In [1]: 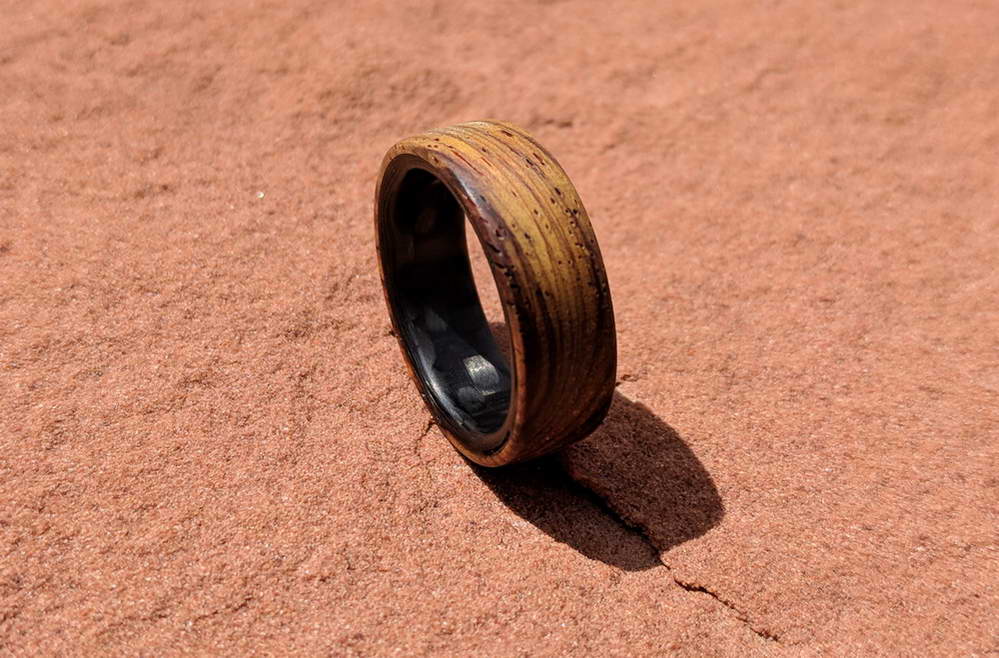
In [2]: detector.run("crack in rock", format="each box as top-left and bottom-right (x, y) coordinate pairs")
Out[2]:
(566, 468), (781, 644)
(669, 576), (780, 643)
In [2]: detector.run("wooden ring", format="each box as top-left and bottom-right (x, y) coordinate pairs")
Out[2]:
(375, 120), (616, 466)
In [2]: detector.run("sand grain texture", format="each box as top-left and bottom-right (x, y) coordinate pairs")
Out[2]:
(2, 1), (997, 655)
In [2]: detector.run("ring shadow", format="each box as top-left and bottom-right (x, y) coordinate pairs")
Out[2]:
(469, 321), (724, 570)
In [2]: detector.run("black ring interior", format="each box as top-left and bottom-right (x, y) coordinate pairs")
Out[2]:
(385, 167), (512, 445)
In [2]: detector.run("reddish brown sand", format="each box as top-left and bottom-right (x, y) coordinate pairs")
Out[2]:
(2, 1), (997, 654)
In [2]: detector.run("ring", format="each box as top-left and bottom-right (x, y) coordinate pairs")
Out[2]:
(375, 120), (616, 466)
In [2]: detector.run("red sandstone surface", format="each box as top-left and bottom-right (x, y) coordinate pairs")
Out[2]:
(2, 1), (997, 654)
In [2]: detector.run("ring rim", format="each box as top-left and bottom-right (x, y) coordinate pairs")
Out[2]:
(375, 120), (616, 466)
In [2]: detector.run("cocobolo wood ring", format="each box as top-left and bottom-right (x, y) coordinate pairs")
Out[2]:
(375, 120), (616, 467)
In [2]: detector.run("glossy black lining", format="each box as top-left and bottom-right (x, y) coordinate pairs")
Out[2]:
(382, 166), (513, 446)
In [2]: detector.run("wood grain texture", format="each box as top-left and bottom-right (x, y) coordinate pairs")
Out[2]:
(375, 120), (617, 466)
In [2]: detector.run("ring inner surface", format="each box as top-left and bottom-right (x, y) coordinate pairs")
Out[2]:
(387, 167), (512, 446)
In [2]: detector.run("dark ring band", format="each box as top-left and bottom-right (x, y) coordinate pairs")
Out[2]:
(375, 120), (616, 466)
